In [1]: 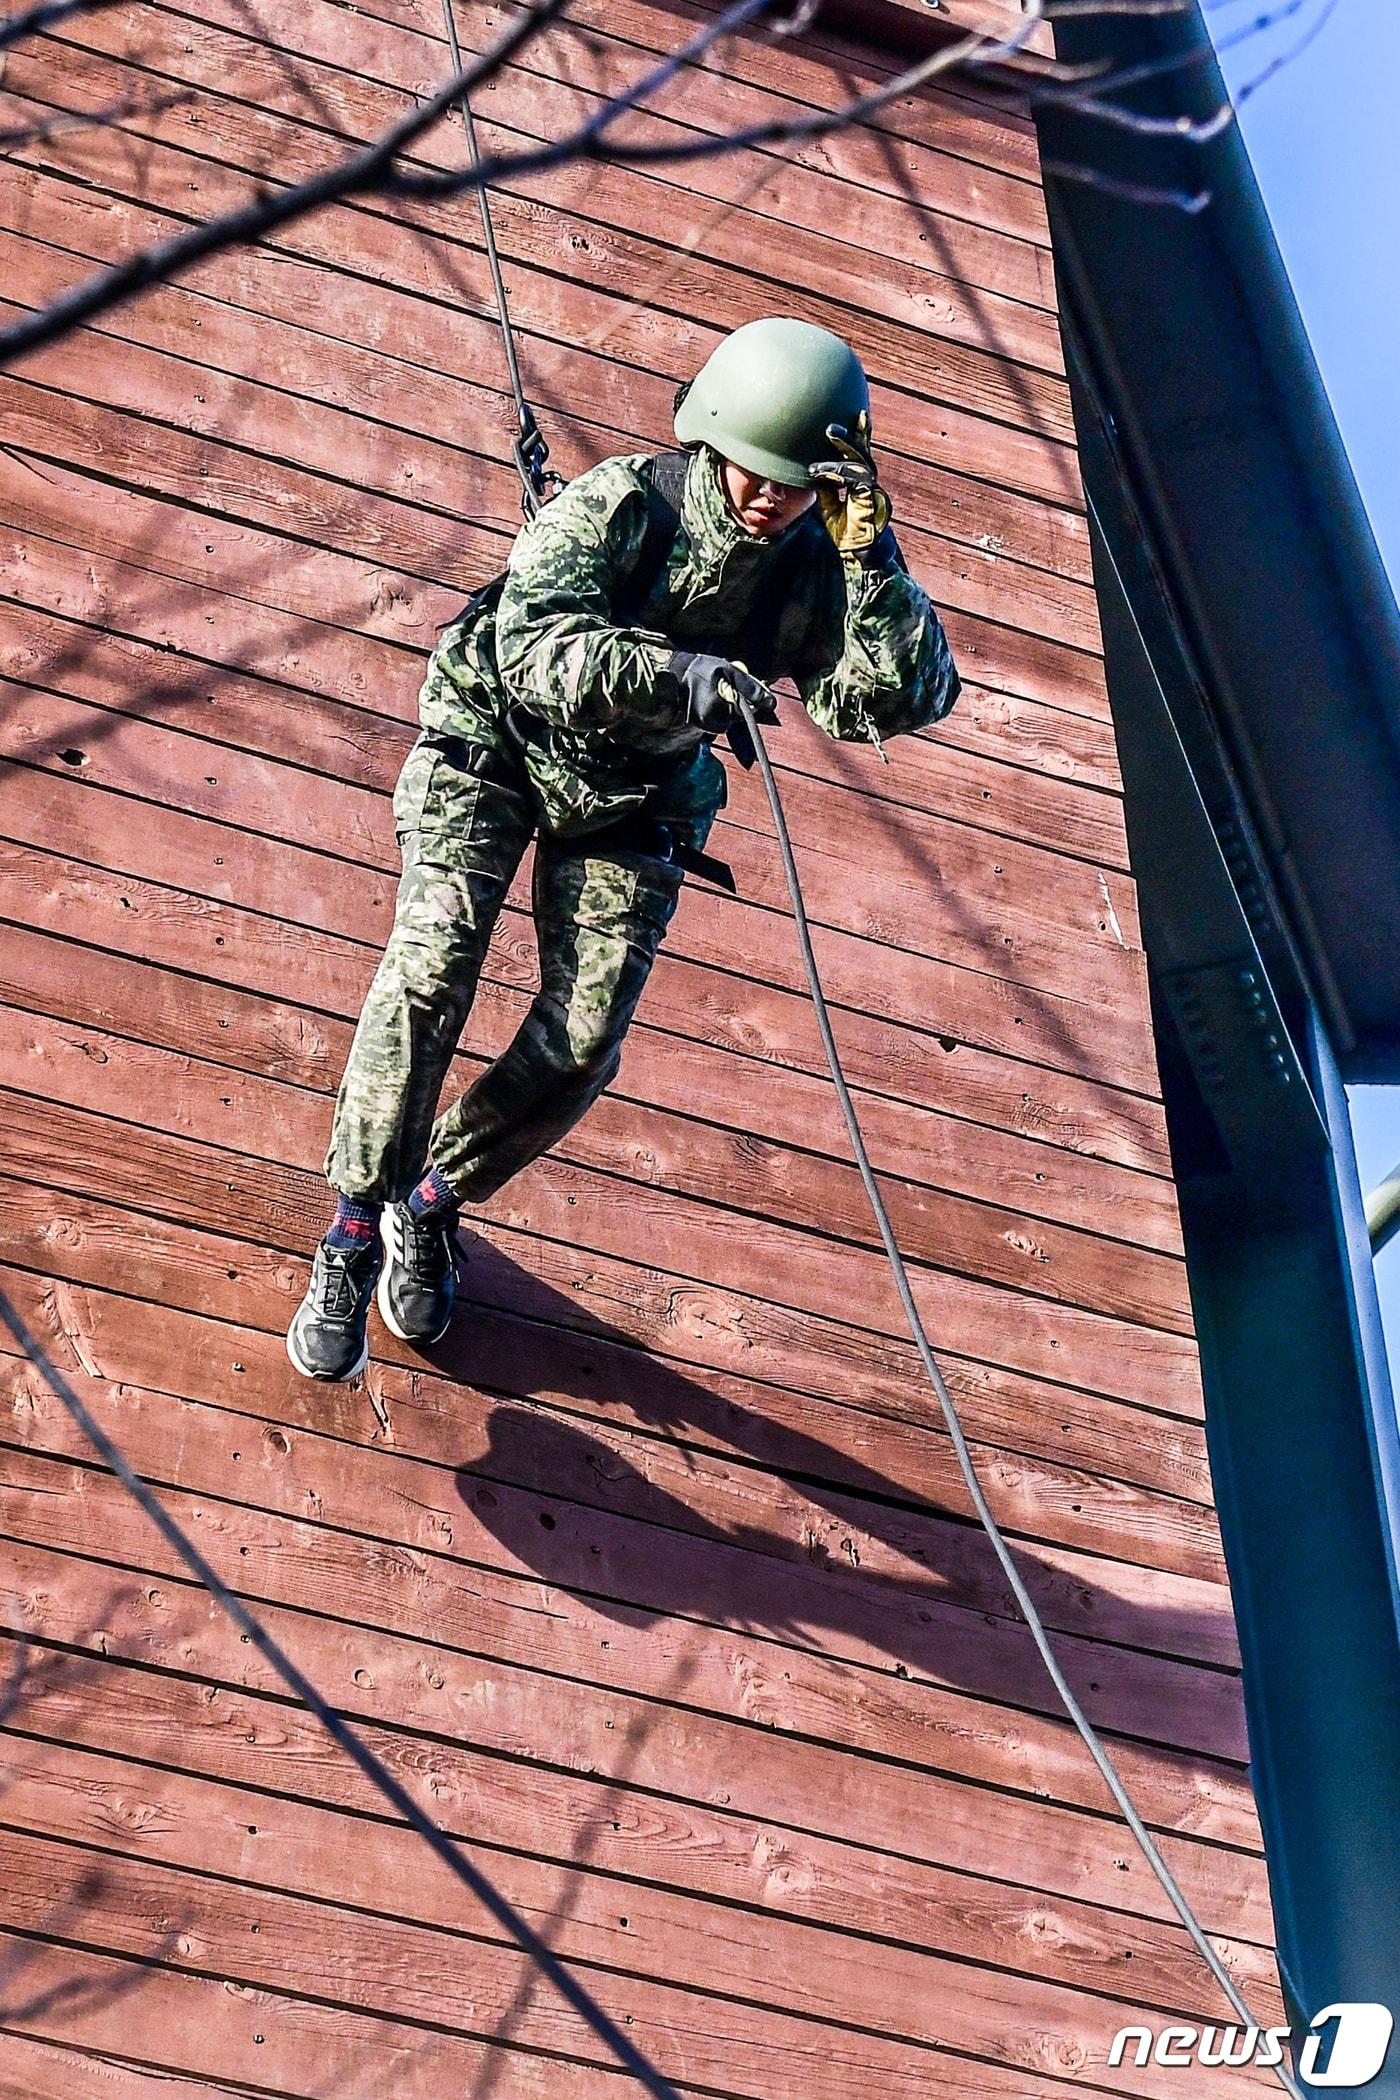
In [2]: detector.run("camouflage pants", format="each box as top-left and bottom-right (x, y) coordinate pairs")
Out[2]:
(324, 731), (689, 1204)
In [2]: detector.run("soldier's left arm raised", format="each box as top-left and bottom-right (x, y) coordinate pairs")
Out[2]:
(793, 422), (960, 745)
(795, 529), (961, 747)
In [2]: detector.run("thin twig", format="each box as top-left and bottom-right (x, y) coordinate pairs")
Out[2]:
(1235, 0), (1342, 101)
(1045, 0), (1193, 14)
(0, 0), (117, 53)
(1024, 0), (1338, 160)
(1040, 85), (1235, 140)
(1040, 156), (1212, 208)
(0, 0), (572, 364)
(388, 4), (1041, 198)
(1045, 0), (1327, 110)
(0, 86), (192, 155)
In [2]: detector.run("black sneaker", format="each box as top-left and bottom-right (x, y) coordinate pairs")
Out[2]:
(286, 1237), (381, 1381)
(377, 1202), (457, 1345)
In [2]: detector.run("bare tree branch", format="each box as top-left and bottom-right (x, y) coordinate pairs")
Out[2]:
(1045, 0), (1331, 108)
(1033, 81), (1236, 139)
(388, 4), (1039, 195)
(0, 0), (1336, 369)
(0, 0), (117, 53)
(1040, 155), (1211, 208)
(0, 0), (574, 365)
(1234, 0), (1342, 101)
(0, 85), (191, 155)
(1017, 0), (1338, 145)
(0, 0), (1008, 363)
(1045, 0), (1193, 16)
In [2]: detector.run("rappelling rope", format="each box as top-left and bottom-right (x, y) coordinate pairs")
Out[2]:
(437, 13), (1298, 2042)
(735, 694), (1303, 2098)
(441, 0), (561, 515)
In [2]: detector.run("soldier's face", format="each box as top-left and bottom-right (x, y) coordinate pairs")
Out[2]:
(721, 459), (816, 538)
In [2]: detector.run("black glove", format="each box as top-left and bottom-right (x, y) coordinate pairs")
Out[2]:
(667, 651), (779, 734)
(666, 651), (779, 770)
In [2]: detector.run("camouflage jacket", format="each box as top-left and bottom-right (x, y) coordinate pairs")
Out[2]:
(419, 445), (961, 836)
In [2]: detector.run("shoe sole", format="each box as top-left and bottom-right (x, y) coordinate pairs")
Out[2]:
(285, 1322), (370, 1383)
(377, 1207), (455, 1346)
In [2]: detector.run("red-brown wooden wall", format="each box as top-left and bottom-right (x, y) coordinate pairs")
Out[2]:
(0, 0), (1284, 2091)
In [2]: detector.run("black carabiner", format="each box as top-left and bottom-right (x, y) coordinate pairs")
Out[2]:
(512, 403), (566, 520)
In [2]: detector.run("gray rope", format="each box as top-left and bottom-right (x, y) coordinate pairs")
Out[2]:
(734, 693), (1303, 2098)
(442, 0), (525, 419)
(441, 0), (557, 516)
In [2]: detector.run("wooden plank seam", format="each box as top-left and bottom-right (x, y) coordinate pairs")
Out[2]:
(0, 1278), (685, 2100)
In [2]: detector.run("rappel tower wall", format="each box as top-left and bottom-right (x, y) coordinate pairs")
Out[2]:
(0, 0), (1283, 2093)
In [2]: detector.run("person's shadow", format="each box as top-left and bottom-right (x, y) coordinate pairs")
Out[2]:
(433, 1233), (1239, 1740)
(423, 1233), (1251, 2084)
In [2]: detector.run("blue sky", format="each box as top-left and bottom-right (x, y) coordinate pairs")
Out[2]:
(1210, 0), (1400, 1349)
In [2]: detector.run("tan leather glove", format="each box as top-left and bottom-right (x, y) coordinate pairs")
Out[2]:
(811, 411), (892, 558)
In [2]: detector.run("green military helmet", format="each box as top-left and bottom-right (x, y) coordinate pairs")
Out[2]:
(674, 317), (870, 488)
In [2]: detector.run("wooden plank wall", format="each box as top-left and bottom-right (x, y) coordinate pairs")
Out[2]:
(0, 0), (1284, 2092)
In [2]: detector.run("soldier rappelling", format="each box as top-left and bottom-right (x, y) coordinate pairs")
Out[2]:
(287, 316), (961, 1381)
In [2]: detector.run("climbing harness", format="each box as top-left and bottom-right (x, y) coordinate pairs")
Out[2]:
(420, 726), (740, 893)
(566, 807), (740, 896)
(441, 0), (563, 517)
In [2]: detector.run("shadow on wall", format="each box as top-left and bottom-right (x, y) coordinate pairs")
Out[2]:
(0, 1625), (188, 2031)
(0, 1228), (1246, 2090)
(439, 1234), (1239, 1714)
(425, 1232), (1247, 2081)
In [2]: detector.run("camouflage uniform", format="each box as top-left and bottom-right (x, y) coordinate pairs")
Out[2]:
(324, 445), (959, 1204)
